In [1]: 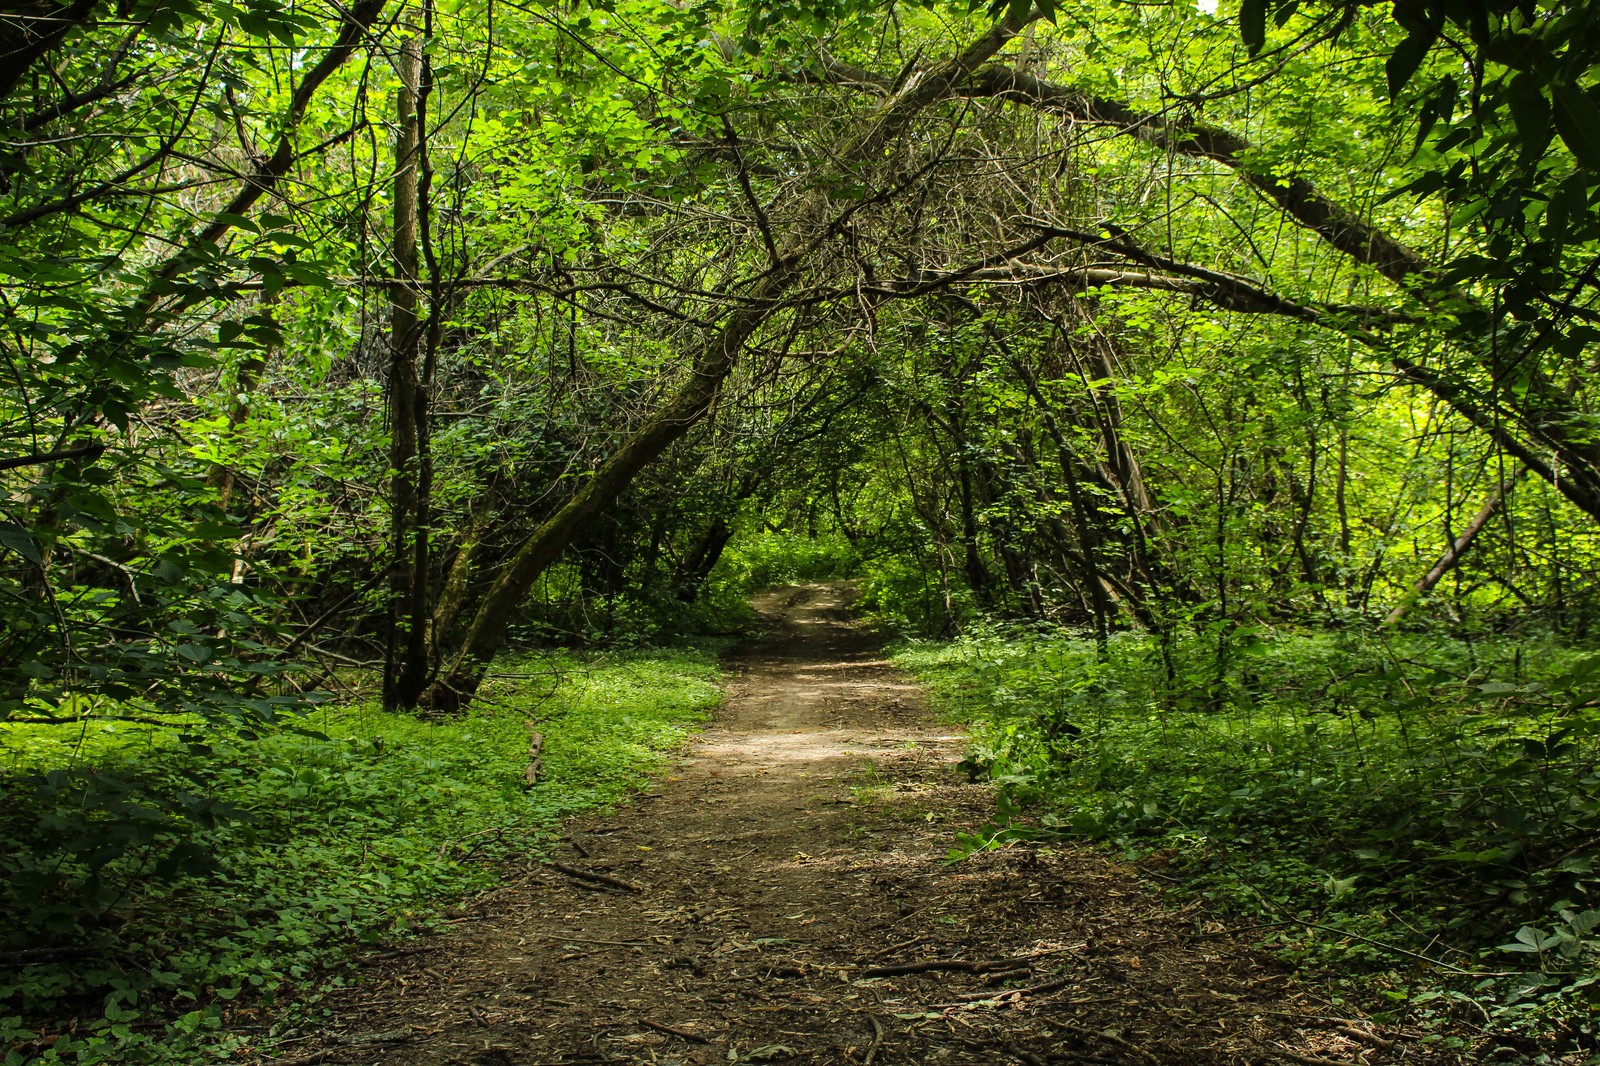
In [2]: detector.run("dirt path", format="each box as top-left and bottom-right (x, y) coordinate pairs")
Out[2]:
(281, 583), (1424, 1065)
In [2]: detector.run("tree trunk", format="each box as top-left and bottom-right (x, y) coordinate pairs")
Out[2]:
(674, 518), (735, 603)
(431, 490), (499, 644)
(0, 1), (99, 102)
(383, 31), (430, 711)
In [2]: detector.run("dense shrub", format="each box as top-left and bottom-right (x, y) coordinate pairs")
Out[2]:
(714, 530), (859, 593)
(899, 626), (1600, 1057)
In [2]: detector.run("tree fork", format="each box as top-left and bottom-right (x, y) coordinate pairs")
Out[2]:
(424, 300), (784, 711)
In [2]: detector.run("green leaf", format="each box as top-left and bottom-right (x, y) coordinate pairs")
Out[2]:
(1414, 76), (1457, 153)
(210, 212), (260, 234)
(1551, 83), (1600, 170)
(1564, 909), (1600, 936)
(1504, 73), (1552, 162)
(0, 524), (42, 565)
(1239, 0), (1265, 54)
(1385, 24), (1438, 100)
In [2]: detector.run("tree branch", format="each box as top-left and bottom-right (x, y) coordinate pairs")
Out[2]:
(0, 441), (104, 471)
(148, 0), (389, 277)
(0, 0), (100, 102)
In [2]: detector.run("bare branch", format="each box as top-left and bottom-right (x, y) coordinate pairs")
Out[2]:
(0, 440), (104, 471)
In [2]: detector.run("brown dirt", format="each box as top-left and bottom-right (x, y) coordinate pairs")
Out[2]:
(266, 582), (1441, 1065)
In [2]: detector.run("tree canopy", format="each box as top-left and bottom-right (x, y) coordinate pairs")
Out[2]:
(4, 0), (1597, 709)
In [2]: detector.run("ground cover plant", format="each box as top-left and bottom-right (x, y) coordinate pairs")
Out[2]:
(895, 625), (1600, 1059)
(0, 650), (721, 1065)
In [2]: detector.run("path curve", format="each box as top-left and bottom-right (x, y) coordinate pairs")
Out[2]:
(281, 583), (1424, 1065)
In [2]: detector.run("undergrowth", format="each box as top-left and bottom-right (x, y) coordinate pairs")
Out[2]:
(896, 625), (1600, 1063)
(713, 529), (859, 594)
(0, 648), (721, 1065)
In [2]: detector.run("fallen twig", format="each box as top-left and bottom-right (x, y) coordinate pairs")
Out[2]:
(866, 936), (930, 958)
(1260, 1011), (1420, 1041)
(1330, 1022), (1398, 1050)
(1054, 1022), (1160, 1064)
(982, 965), (1033, 984)
(954, 975), (1072, 1003)
(862, 956), (1025, 978)
(545, 861), (644, 893)
(545, 934), (649, 947)
(360, 946), (431, 965)
(1004, 1044), (1048, 1066)
(641, 1019), (709, 1044)
(1275, 1050), (1362, 1066)
(1286, 917), (1515, 977)
(261, 1028), (412, 1065)
(1242, 884), (1513, 977)
(863, 1015), (885, 1066)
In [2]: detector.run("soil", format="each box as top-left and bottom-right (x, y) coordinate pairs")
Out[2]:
(267, 583), (1440, 1066)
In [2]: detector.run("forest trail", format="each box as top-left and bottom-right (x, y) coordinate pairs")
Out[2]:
(282, 584), (1413, 1065)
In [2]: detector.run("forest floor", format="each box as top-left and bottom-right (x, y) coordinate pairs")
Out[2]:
(266, 583), (1442, 1065)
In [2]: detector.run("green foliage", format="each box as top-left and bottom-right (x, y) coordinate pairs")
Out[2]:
(0, 649), (720, 1065)
(0, 0), (378, 736)
(900, 625), (1600, 1054)
(716, 528), (860, 592)
(856, 553), (978, 637)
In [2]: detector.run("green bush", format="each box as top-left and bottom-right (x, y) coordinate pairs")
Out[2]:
(715, 529), (859, 593)
(0, 649), (721, 1065)
(898, 626), (1600, 1055)
(854, 554), (972, 636)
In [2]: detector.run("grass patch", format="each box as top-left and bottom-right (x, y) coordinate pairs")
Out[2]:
(0, 648), (721, 1065)
(895, 625), (1600, 1059)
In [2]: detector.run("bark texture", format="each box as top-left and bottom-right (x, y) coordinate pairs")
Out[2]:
(385, 32), (431, 710)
